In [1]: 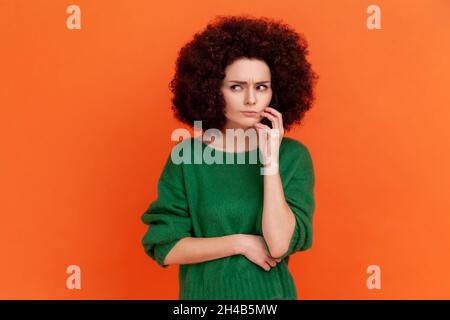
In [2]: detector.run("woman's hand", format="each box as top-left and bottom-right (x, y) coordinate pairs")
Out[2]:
(237, 234), (282, 271)
(254, 107), (284, 171)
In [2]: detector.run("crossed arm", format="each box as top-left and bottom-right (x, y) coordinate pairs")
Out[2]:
(163, 172), (294, 265)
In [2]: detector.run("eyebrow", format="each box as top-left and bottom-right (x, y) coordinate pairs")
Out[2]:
(227, 80), (271, 84)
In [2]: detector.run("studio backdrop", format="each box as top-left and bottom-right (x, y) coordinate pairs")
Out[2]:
(1, 0), (449, 299)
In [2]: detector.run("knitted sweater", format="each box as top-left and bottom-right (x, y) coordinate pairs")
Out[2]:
(141, 136), (315, 300)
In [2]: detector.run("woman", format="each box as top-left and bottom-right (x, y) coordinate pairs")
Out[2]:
(141, 15), (318, 300)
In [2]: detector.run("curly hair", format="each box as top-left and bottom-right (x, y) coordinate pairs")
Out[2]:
(169, 15), (319, 132)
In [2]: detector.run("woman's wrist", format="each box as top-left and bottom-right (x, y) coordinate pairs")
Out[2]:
(230, 234), (247, 256)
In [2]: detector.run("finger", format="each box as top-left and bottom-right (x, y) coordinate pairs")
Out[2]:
(260, 111), (278, 129)
(267, 259), (277, 267)
(254, 124), (268, 142)
(260, 261), (271, 271)
(262, 109), (281, 130)
(254, 125), (270, 143)
(264, 107), (283, 131)
(267, 127), (281, 141)
(265, 106), (282, 118)
(263, 263), (272, 271)
(254, 123), (271, 131)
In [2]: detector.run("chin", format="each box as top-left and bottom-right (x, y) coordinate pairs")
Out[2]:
(226, 116), (260, 130)
(242, 116), (260, 122)
(239, 118), (259, 128)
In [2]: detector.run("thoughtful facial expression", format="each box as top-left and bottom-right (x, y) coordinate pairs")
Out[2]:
(220, 58), (273, 130)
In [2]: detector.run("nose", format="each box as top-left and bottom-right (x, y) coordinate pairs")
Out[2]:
(245, 87), (256, 106)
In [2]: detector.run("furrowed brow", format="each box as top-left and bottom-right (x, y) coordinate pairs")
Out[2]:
(228, 80), (271, 84)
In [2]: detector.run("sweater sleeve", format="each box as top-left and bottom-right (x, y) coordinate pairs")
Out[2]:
(277, 143), (315, 260)
(141, 152), (193, 268)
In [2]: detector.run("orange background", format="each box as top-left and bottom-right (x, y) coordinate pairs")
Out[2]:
(1, 0), (449, 299)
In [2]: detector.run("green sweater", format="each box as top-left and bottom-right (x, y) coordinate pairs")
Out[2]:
(141, 136), (315, 300)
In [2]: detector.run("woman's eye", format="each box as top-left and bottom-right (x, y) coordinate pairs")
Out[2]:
(257, 85), (268, 91)
(230, 84), (268, 91)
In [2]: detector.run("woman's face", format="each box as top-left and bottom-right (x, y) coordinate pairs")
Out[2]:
(220, 58), (273, 131)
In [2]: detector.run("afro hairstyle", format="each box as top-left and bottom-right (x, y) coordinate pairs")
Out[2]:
(169, 15), (319, 131)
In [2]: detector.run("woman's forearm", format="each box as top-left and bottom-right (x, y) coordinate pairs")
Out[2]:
(163, 235), (243, 266)
(262, 171), (296, 259)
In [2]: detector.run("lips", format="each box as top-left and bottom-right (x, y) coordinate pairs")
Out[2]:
(241, 111), (259, 117)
